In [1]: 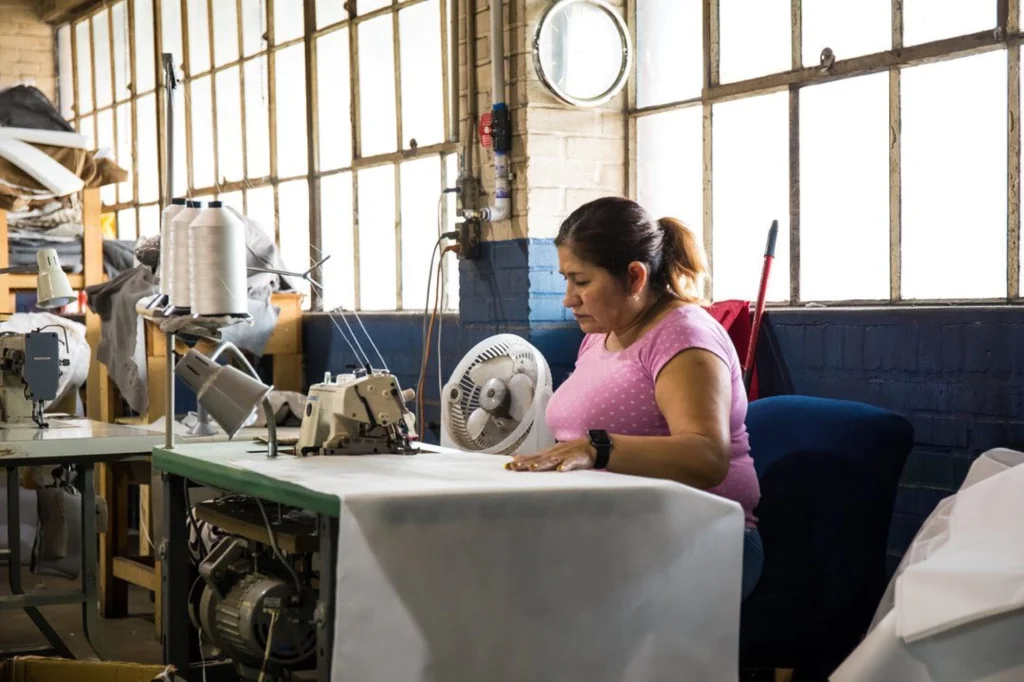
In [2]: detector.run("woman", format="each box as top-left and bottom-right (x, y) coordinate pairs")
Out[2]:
(506, 196), (764, 599)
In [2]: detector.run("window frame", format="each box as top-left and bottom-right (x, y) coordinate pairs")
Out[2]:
(61, 0), (458, 312)
(627, 0), (1022, 305)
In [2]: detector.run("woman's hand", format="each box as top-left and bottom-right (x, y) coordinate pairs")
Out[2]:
(505, 439), (597, 472)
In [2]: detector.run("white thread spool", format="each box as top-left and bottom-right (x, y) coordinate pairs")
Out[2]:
(168, 200), (202, 314)
(159, 198), (186, 297)
(188, 200), (248, 316)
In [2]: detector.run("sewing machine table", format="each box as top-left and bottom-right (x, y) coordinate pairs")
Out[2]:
(0, 418), (163, 661)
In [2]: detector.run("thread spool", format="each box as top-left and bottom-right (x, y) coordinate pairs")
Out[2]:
(159, 198), (186, 297)
(188, 201), (248, 316)
(166, 200), (203, 315)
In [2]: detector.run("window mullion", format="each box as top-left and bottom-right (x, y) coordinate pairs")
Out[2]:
(305, 0), (322, 309)
(789, 0), (801, 304)
(206, 0), (219, 192)
(180, 0), (195, 195)
(1008, 0), (1021, 298)
(626, 0), (637, 200)
(701, 0), (718, 300)
(235, 0), (249, 204)
(889, 0), (903, 302)
(128, 0), (141, 220)
(393, 2), (404, 311)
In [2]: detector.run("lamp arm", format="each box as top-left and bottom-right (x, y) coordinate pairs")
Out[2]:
(198, 341), (277, 456)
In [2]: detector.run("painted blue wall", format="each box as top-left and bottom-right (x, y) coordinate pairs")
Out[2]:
(767, 306), (1024, 572)
(303, 239), (582, 443)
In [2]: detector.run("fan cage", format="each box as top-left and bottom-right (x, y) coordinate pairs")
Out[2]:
(445, 337), (551, 454)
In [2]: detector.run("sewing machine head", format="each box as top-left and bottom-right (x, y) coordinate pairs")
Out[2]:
(296, 370), (417, 456)
(0, 332), (68, 427)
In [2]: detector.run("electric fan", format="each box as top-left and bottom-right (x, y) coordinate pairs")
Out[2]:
(440, 334), (556, 455)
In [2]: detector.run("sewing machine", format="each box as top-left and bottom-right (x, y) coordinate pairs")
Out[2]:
(0, 331), (68, 427)
(296, 370), (417, 456)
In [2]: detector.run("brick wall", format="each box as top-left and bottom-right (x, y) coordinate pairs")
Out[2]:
(768, 306), (1024, 572)
(521, 0), (627, 239)
(0, 0), (56, 102)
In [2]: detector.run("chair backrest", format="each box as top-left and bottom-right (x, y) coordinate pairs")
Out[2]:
(746, 395), (912, 481)
(740, 395), (913, 674)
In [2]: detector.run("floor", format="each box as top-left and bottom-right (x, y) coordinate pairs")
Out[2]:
(0, 565), (162, 664)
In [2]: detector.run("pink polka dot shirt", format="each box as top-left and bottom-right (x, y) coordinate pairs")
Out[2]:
(546, 304), (761, 527)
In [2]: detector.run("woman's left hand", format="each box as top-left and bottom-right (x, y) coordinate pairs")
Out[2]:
(505, 439), (596, 472)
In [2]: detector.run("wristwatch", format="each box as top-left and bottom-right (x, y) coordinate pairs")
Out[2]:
(588, 429), (613, 469)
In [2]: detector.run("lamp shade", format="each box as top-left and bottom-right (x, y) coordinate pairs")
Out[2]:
(175, 349), (273, 439)
(35, 248), (75, 309)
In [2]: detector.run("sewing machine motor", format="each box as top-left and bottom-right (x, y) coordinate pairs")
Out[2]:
(296, 371), (417, 456)
(0, 332), (68, 426)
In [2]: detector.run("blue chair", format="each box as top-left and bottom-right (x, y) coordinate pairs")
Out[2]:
(740, 396), (913, 681)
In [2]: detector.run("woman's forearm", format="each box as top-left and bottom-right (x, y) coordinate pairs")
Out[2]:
(604, 433), (731, 489)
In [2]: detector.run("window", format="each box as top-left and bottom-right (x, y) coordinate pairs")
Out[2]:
(800, 75), (890, 301)
(635, 0), (702, 107)
(801, 0), (890, 67)
(631, 0), (1020, 303)
(58, 0), (456, 311)
(712, 93), (790, 302)
(718, 0), (790, 83)
(901, 52), (1007, 300)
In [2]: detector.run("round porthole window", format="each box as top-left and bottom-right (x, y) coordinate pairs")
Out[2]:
(533, 0), (632, 108)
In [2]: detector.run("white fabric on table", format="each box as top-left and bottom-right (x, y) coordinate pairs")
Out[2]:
(232, 448), (745, 682)
(832, 448), (1024, 682)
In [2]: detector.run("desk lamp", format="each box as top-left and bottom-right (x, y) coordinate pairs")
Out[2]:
(182, 341), (263, 438)
(175, 347), (278, 457)
(0, 248), (76, 310)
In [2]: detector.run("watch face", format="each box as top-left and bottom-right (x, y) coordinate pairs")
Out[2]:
(588, 429), (612, 446)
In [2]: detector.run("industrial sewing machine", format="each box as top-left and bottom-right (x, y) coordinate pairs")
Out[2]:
(296, 370), (417, 456)
(0, 331), (69, 427)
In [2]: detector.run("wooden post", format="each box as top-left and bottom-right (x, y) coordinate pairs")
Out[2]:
(0, 208), (9, 316)
(81, 187), (127, 617)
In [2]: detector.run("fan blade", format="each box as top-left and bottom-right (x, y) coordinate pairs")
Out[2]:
(490, 416), (519, 439)
(479, 377), (509, 413)
(469, 356), (515, 385)
(513, 355), (539, 384)
(466, 408), (492, 441)
(507, 373), (536, 423)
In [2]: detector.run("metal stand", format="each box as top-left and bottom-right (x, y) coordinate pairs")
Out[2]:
(316, 515), (338, 682)
(160, 472), (189, 675)
(166, 332), (175, 450)
(1, 463), (103, 660)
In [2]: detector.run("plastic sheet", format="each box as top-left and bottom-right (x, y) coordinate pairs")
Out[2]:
(233, 448), (746, 682)
(832, 448), (1024, 682)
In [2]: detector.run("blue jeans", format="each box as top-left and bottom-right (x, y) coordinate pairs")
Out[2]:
(742, 527), (764, 600)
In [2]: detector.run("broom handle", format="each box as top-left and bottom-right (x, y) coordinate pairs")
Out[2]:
(743, 220), (778, 393)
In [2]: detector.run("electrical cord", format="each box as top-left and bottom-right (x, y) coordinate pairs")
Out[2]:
(437, 244), (460, 418)
(255, 497), (303, 597)
(34, 324), (70, 350)
(184, 479), (205, 560)
(257, 609), (280, 682)
(417, 262), (444, 428)
(417, 230), (458, 428)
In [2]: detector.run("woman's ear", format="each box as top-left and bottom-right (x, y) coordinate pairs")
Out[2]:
(626, 262), (649, 297)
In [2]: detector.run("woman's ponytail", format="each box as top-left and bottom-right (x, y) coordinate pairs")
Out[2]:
(657, 217), (710, 305)
(554, 198), (711, 305)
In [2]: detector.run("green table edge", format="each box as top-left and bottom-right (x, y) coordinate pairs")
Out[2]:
(152, 446), (341, 517)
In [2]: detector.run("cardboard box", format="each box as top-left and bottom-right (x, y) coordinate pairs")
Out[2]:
(0, 657), (174, 682)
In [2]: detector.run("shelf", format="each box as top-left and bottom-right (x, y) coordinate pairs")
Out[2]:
(6, 273), (85, 290)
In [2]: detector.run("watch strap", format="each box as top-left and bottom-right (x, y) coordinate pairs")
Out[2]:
(589, 430), (612, 469)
